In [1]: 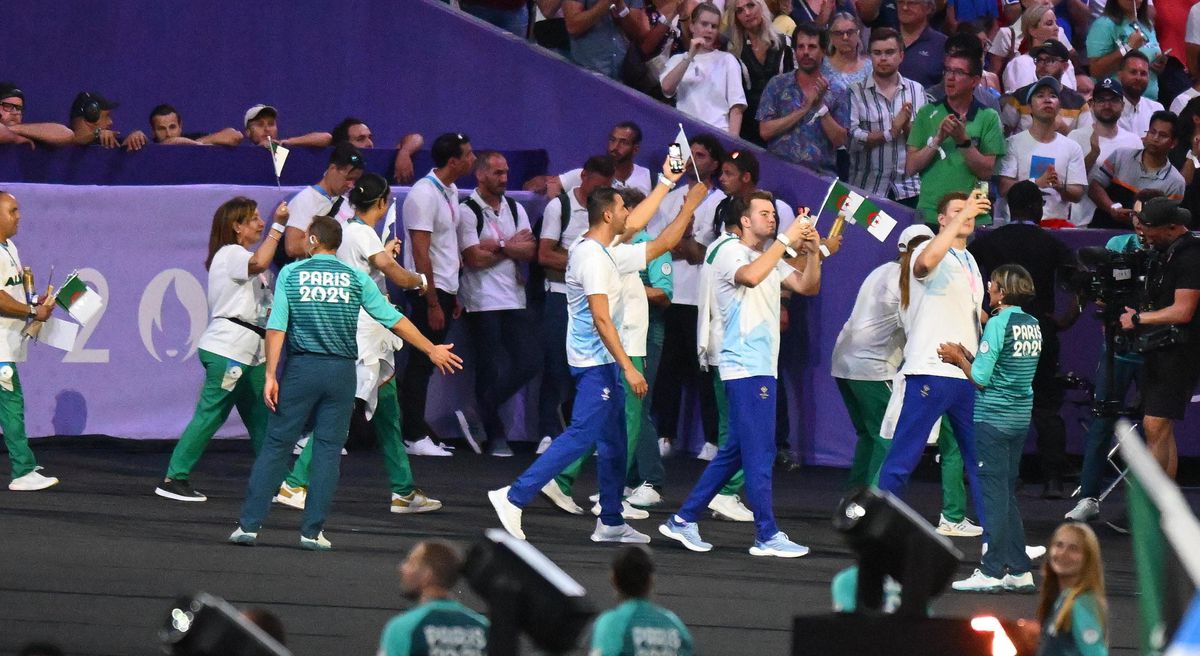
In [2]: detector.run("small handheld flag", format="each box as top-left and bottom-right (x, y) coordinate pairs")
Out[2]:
(382, 198), (398, 241)
(267, 137), (289, 188)
(673, 124), (701, 181)
(55, 272), (103, 325)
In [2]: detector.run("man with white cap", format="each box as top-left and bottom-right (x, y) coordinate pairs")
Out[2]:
(831, 223), (934, 489)
(242, 104), (332, 149)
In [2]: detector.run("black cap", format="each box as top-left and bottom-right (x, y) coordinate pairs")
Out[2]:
(1024, 76), (1062, 105)
(1093, 77), (1124, 100)
(329, 141), (365, 169)
(1137, 197), (1191, 227)
(1030, 39), (1070, 61)
(0, 83), (23, 102)
(70, 91), (118, 120)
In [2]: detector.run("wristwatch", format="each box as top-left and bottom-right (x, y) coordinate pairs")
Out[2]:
(1131, 312), (1142, 327)
(956, 138), (972, 149)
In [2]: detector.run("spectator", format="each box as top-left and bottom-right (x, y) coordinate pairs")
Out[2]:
(926, 32), (1002, 111)
(401, 133), (474, 454)
(1114, 51), (1165, 136)
(660, 3), (747, 134)
(242, 104), (332, 148)
(767, 0), (797, 35)
(620, 0), (686, 100)
(943, 0), (997, 34)
(1175, 98), (1200, 218)
(725, 0), (795, 146)
(1000, 40), (1088, 136)
(1076, 73), (1095, 103)
(847, 27), (926, 206)
(1036, 523), (1109, 656)
(822, 13), (872, 91)
(280, 143), (363, 260)
(559, 122), (653, 194)
(906, 50), (1006, 224)
(68, 91), (147, 151)
(1089, 110), (1185, 229)
(1169, 76), (1200, 116)
(460, 0), (530, 37)
(564, 0), (646, 79)
(147, 104), (242, 146)
(956, 20), (1003, 97)
(757, 21), (849, 176)
(0, 83), (74, 147)
(457, 151), (538, 456)
(589, 546), (693, 656)
(789, 0), (853, 27)
(896, 0), (946, 89)
(329, 117), (425, 184)
(858, 0), (898, 29)
(1087, 0), (1164, 102)
(990, 4), (1077, 94)
(378, 541), (489, 656)
(1188, 3), (1200, 77)
(996, 78), (1087, 225)
(1067, 78), (1144, 226)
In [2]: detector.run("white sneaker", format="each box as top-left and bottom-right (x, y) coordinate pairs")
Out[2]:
(273, 483), (307, 510)
(488, 486), (525, 540)
(1002, 572), (1036, 593)
(9, 468), (59, 491)
(589, 487), (634, 503)
(708, 493), (754, 522)
(626, 482), (662, 508)
(658, 437), (672, 458)
(292, 435), (309, 455)
(590, 519), (651, 543)
(952, 569), (1005, 593)
(697, 443), (718, 461)
(405, 436), (453, 456)
(592, 499), (649, 520)
(1066, 497), (1100, 522)
(299, 532), (332, 551)
(536, 436), (553, 454)
(391, 490), (443, 514)
(981, 543), (1047, 561)
(540, 482), (584, 515)
(936, 514), (983, 537)
(228, 526), (257, 546)
(454, 410), (483, 454)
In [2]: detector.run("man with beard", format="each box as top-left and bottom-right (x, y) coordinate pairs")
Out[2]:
(1115, 52), (1164, 137)
(559, 122), (652, 194)
(1089, 110), (1185, 230)
(1067, 78), (1143, 227)
(377, 541), (489, 656)
(757, 21), (849, 177)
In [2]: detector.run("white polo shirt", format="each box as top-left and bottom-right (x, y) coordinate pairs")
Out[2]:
(613, 242), (650, 357)
(648, 184), (726, 306)
(197, 244), (273, 366)
(540, 187), (591, 294)
(402, 170), (461, 294)
(560, 165), (653, 195)
(710, 240), (793, 381)
(566, 236), (624, 368)
(900, 241), (983, 379)
(0, 241), (30, 363)
(831, 261), (903, 381)
(287, 185), (354, 231)
(457, 191), (530, 312)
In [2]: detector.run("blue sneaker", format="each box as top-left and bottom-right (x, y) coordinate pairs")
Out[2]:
(749, 531), (809, 558)
(658, 517), (712, 552)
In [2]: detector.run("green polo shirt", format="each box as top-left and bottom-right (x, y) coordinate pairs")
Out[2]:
(973, 306), (1041, 431)
(589, 599), (693, 656)
(378, 599), (489, 656)
(268, 253), (403, 359)
(907, 98), (1006, 224)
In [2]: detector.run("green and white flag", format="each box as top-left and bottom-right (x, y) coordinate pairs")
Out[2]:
(55, 273), (103, 325)
(267, 138), (289, 180)
(817, 179), (898, 242)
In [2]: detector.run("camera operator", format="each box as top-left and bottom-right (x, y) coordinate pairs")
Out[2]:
(1117, 198), (1200, 480)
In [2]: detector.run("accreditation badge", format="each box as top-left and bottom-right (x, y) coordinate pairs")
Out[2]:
(220, 360), (245, 392)
(0, 362), (13, 392)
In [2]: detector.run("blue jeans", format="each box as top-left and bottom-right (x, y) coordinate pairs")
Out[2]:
(676, 376), (779, 542)
(538, 291), (572, 437)
(509, 363), (627, 526)
(238, 354), (356, 538)
(977, 422), (1031, 579)
(878, 375), (987, 530)
(465, 308), (539, 443)
(461, 2), (529, 37)
(1079, 350), (1142, 498)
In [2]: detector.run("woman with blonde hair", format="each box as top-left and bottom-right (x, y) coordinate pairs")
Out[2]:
(988, 3), (1076, 92)
(1036, 522), (1108, 655)
(725, 0), (794, 145)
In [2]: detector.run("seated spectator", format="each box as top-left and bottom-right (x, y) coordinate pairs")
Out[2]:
(563, 0), (646, 80)
(1067, 78), (1144, 227)
(329, 117), (424, 184)
(896, 0), (946, 89)
(822, 12), (873, 92)
(990, 4), (1076, 94)
(619, 0), (685, 100)
(68, 91), (147, 151)
(1087, 0), (1164, 101)
(927, 32), (1001, 111)
(1088, 110), (1185, 229)
(996, 78), (1087, 224)
(1115, 51), (1165, 136)
(757, 21), (849, 176)
(242, 104), (332, 148)
(590, 546), (693, 656)
(147, 104), (242, 146)
(460, 0), (529, 37)
(725, 0), (795, 146)
(0, 83), (74, 147)
(378, 541), (489, 656)
(1000, 41), (1089, 136)
(660, 3), (747, 134)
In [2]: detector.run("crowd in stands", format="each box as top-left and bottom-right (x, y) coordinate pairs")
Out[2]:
(450, 0), (1200, 227)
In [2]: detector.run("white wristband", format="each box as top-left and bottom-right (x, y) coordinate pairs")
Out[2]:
(270, 223), (286, 234)
(775, 234), (792, 248)
(657, 174), (676, 190)
(413, 273), (428, 291)
(614, 4), (630, 17)
(1188, 152), (1200, 168)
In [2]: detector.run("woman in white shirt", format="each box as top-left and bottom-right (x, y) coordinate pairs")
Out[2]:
(155, 196), (288, 502)
(989, 4), (1077, 93)
(660, 2), (748, 135)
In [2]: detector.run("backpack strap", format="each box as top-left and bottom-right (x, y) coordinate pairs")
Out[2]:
(463, 197), (485, 236)
(558, 190), (570, 247)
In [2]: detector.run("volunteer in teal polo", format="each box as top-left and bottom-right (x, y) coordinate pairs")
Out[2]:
(590, 545), (692, 656)
(0, 191), (58, 492)
(906, 50), (1005, 225)
(229, 216), (461, 550)
(379, 540), (489, 656)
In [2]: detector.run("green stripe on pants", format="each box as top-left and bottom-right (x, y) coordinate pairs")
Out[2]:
(554, 356), (643, 495)
(1, 365), (36, 479)
(938, 420), (967, 522)
(835, 378), (893, 489)
(713, 369), (745, 496)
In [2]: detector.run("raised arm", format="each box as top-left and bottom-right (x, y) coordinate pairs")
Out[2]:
(248, 202), (289, 275)
(645, 182), (708, 261)
(914, 191), (991, 278)
(620, 157), (684, 239)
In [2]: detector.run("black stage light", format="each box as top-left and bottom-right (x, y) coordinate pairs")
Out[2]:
(463, 529), (595, 655)
(160, 592), (290, 656)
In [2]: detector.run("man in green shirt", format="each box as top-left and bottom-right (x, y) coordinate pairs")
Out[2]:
(378, 541), (489, 656)
(590, 546), (693, 656)
(906, 50), (1005, 225)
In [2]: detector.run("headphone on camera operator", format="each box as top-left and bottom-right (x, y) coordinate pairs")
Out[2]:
(1125, 198), (1198, 353)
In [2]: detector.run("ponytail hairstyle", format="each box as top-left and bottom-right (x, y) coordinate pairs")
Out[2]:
(899, 234), (933, 310)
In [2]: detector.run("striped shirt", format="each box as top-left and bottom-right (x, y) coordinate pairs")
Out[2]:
(848, 74), (926, 200)
(267, 254), (403, 359)
(973, 306), (1041, 432)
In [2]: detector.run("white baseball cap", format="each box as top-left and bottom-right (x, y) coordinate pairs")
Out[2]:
(243, 104), (278, 128)
(896, 224), (934, 252)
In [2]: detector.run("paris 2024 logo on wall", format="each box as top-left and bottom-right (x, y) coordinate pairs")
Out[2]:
(138, 269), (208, 362)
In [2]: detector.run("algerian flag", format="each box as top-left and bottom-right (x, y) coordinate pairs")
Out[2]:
(817, 179), (853, 224)
(673, 124), (701, 180)
(54, 273), (103, 325)
(381, 199), (398, 241)
(817, 179), (898, 242)
(268, 138), (289, 179)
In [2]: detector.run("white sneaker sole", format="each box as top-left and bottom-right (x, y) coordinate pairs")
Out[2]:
(952, 583), (1004, 593)
(273, 494), (306, 510)
(591, 531), (652, 544)
(9, 478), (59, 492)
(488, 488), (526, 540)
(749, 545), (810, 558)
(936, 525), (983, 537)
(657, 524), (712, 552)
(154, 487), (206, 502)
(391, 499), (443, 514)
